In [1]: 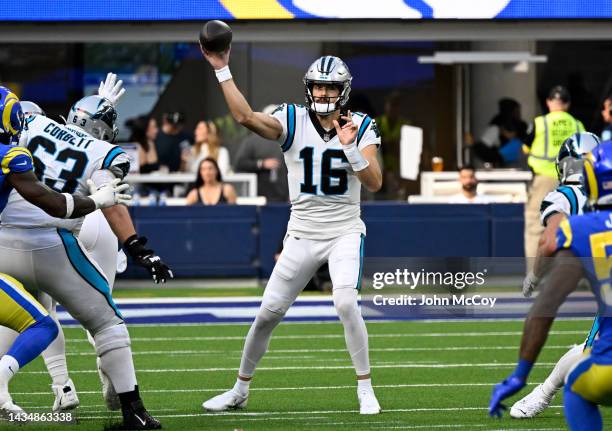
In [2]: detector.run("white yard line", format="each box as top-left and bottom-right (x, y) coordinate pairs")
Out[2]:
(64, 330), (586, 343)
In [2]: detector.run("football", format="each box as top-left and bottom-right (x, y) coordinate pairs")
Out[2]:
(199, 20), (232, 53)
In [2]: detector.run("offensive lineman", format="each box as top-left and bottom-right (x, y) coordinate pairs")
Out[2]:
(0, 90), (165, 428)
(200, 47), (383, 414)
(511, 132), (601, 418)
(0, 87), (129, 417)
(0, 76), (173, 414)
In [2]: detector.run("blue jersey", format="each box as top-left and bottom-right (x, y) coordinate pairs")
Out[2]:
(557, 212), (612, 361)
(0, 144), (34, 213)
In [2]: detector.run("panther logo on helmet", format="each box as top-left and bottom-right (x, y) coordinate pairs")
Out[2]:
(67, 95), (118, 143)
(303, 56), (352, 116)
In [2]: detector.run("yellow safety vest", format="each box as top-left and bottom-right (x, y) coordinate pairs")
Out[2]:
(528, 111), (584, 178)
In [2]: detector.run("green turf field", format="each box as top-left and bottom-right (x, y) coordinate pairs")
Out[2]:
(6, 319), (610, 430)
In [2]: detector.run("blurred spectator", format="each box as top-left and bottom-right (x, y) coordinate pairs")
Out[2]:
(523, 85), (584, 269)
(234, 105), (289, 202)
(601, 94), (612, 141)
(183, 120), (230, 176)
(185, 158), (236, 206)
(467, 98), (528, 167)
(213, 113), (249, 167)
(376, 91), (411, 199)
(448, 166), (491, 204)
(126, 115), (161, 173)
(155, 111), (192, 172)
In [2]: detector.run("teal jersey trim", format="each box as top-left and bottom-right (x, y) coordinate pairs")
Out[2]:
(281, 104), (296, 152)
(57, 228), (122, 319)
(558, 186), (579, 215)
(356, 116), (372, 145)
(585, 314), (601, 349)
(356, 234), (365, 291)
(102, 147), (125, 170)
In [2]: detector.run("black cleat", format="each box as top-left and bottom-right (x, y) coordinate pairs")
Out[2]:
(121, 400), (161, 430)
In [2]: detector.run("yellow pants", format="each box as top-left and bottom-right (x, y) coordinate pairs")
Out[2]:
(0, 272), (47, 333)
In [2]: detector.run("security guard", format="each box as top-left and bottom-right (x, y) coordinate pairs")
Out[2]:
(523, 85), (584, 269)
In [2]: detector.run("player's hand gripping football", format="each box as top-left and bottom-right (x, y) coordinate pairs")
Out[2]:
(87, 178), (131, 209)
(124, 235), (174, 284)
(98, 73), (126, 105)
(488, 374), (526, 418)
(200, 45), (231, 70)
(333, 110), (359, 146)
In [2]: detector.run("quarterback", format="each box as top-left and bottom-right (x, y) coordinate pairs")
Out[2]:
(200, 48), (383, 414)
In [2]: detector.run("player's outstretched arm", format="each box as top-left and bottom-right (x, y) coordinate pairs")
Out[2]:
(201, 47), (282, 140)
(333, 112), (383, 192)
(8, 171), (129, 219)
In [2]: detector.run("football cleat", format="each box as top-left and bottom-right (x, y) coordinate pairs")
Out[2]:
(97, 357), (121, 411)
(202, 389), (248, 412)
(358, 388), (381, 415)
(120, 399), (161, 430)
(510, 384), (554, 419)
(52, 378), (80, 412)
(0, 392), (25, 420)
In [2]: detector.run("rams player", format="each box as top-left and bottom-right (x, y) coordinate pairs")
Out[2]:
(0, 75), (172, 416)
(512, 132), (601, 418)
(0, 85), (167, 429)
(200, 48), (383, 414)
(490, 142), (612, 431)
(0, 86), (128, 418)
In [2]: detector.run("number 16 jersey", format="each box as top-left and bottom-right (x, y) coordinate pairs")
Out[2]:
(1, 115), (130, 231)
(271, 104), (381, 240)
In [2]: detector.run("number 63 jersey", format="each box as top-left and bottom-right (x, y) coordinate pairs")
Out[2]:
(1, 115), (130, 231)
(271, 104), (381, 240)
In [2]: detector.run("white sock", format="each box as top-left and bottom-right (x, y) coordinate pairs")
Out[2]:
(99, 347), (137, 394)
(358, 378), (373, 391)
(238, 307), (284, 378)
(43, 354), (69, 387)
(0, 355), (19, 393)
(233, 378), (250, 396)
(541, 344), (584, 397)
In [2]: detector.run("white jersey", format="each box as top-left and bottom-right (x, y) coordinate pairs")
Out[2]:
(271, 104), (380, 240)
(540, 184), (586, 226)
(1, 115), (130, 232)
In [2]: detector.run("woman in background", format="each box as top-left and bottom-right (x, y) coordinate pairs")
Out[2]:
(184, 121), (230, 176)
(186, 158), (236, 206)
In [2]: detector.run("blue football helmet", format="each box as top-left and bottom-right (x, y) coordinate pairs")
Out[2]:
(0, 86), (25, 146)
(583, 140), (612, 207)
(556, 132), (601, 184)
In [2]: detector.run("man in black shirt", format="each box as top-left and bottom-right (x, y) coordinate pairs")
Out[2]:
(155, 112), (192, 172)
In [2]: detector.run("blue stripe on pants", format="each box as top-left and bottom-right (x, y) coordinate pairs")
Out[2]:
(57, 228), (122, 319)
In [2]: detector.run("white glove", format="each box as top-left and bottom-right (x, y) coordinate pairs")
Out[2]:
(87, 178), (131, 209)
(522, 271), (540, 298)
(98, 73), (126, 105)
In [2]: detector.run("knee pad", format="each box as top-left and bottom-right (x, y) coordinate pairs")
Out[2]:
(333, 288), (359, 318)
(93, 324), (131, 357)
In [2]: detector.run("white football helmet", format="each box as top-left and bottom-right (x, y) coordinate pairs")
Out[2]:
(66, 95), (118, 143)
(556, 132), (601, 184)
(20, 101), (46, 118)
(303, 56), (352, 116)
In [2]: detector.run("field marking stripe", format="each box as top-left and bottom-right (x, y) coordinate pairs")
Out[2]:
(64, 330), (587, 343)
(75, 405), (564, 420)
(12, 381), (557, 396)
(63, 344), (577, 356)
(18, 362), (558, 375)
